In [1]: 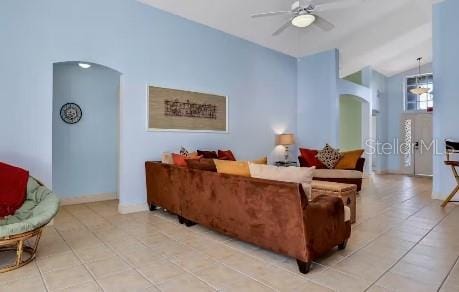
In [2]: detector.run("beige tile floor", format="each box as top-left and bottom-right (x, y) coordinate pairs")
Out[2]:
(1, 174), (459, 291)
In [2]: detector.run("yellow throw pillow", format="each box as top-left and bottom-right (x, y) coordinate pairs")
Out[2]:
(214, 160), (251, 177)
(335, 149), (364, 169)
(251, 156), (268, 165)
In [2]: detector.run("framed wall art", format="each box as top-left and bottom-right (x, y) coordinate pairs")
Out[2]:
(147, 86), (228, 132)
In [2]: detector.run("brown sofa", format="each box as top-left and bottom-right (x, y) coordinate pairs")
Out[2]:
(145, 162), (351, 274)
(298, 156), (365, 191)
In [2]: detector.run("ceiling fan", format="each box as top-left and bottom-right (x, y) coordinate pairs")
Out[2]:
(252, 0), (363, 36)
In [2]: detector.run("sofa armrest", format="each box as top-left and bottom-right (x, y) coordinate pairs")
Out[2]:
(302, 195), (349, 260)
(355, 158), (365, 172)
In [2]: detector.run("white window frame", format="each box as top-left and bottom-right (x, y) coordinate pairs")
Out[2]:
(404, 73), (434, 113)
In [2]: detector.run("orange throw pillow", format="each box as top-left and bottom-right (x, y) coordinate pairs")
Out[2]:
(172, 153), (201, 167)
(251, 156), (268, 165)
(335, 149), (364, 169)
(214, 160), (250, 177)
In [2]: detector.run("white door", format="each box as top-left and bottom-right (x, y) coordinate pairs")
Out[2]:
(400, 113), (433, 176)
(414, 114), (433, 176)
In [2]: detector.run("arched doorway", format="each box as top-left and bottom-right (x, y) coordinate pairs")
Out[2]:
(339, 94), (372, 174)
(52, 61), (121, 203)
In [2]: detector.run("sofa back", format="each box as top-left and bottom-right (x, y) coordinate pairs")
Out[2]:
(145, 162), (182, 214)
(145, 162), (309, 261)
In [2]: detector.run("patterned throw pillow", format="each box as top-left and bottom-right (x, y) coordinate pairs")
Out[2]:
(179, 147), (189, 156)
(316, 144), (343, 169)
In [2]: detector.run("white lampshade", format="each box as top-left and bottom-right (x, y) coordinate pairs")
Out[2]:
(291, 14), (316, 28)
(276, 134), (295, 146)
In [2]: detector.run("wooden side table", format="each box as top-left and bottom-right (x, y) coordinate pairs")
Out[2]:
(311, 180), (357, 224)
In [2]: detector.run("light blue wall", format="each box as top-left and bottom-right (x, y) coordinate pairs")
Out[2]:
(432, 0), (459, 199)
(0, 0), (297, 207)
(297, 49), (340, 149)
(386, 63), (432, 172)
(53, 63), (120, 198)
(371, 70), (388, 172)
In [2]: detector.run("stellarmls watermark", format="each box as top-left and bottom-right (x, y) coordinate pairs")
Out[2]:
(364, 139), (445, 156)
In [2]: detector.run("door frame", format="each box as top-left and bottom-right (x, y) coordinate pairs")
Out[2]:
(400, 112), (433, 176)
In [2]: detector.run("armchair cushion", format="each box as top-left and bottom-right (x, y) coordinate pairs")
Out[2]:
(0, 177), (59, 238)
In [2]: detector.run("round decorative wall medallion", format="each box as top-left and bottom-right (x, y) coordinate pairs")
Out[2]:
(60, 103), (82, 124)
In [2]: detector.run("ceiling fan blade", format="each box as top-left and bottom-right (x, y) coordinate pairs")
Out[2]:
(313, 15), (335, 31)
(313, 0), (363, 12)
(252, 11), (292, 18)
(273, 17), (295, 36)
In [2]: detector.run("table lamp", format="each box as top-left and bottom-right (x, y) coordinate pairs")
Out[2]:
(276, 133), (295, 162)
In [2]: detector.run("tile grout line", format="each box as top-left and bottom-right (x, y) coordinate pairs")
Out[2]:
(364, 204), (457, 291)
(62, 205), (164, 291)
(142, 212), (279, 291)
(33, 261), (50, 292)
(45, 176), (433, 292)
(437, 255), (459, 292)
(309, 200), (456, 290)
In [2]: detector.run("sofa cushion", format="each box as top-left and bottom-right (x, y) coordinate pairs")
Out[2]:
(218, 150), (236, 161)
(197, 150), (218, 159)
(299, 148), (325, 168)
(316, 144), (343, 169)
(313, 169), (363, 179)
(186, 158), (217, 172)
(161, 152), (174, 164)
(214, 160), (250, 177)
(336, 149), (364, 170)
(249, 163), (314, 184)
(172, 153), (202, 167)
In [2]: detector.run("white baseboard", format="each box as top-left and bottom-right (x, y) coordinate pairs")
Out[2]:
(118, 202), (149, 214)
(60, 193), (118, 206)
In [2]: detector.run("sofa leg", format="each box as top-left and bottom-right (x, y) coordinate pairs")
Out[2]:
(149, 203), (157, 211)
(338, 239), (348, 250)
(178, 216), (185, 224)
(296, 260), (312, 274)
(184, 219), (196, 227)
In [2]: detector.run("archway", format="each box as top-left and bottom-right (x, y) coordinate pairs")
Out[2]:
(338, 94), (372, 174)
(52, 61), (121, 204)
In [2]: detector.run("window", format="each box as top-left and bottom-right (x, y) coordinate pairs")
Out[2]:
(405, 73), (433, 111)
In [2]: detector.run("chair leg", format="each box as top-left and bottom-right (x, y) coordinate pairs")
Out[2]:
(149, 203), (158, 211)
(16, 240), (24, 267)
(296, 260), (312, 274)
(441, 184), (459, 207)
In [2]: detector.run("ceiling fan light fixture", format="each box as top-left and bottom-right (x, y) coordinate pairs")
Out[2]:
(291, 14), (316, 28)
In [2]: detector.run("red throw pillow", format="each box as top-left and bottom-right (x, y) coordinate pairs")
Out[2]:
(0, 162), (29, 218)
(197, 150), (218, 159)
(218, 150), (236, 161)
(299, 148), (325, 169)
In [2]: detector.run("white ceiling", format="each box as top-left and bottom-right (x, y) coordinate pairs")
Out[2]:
(138, 0), (435, 77)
